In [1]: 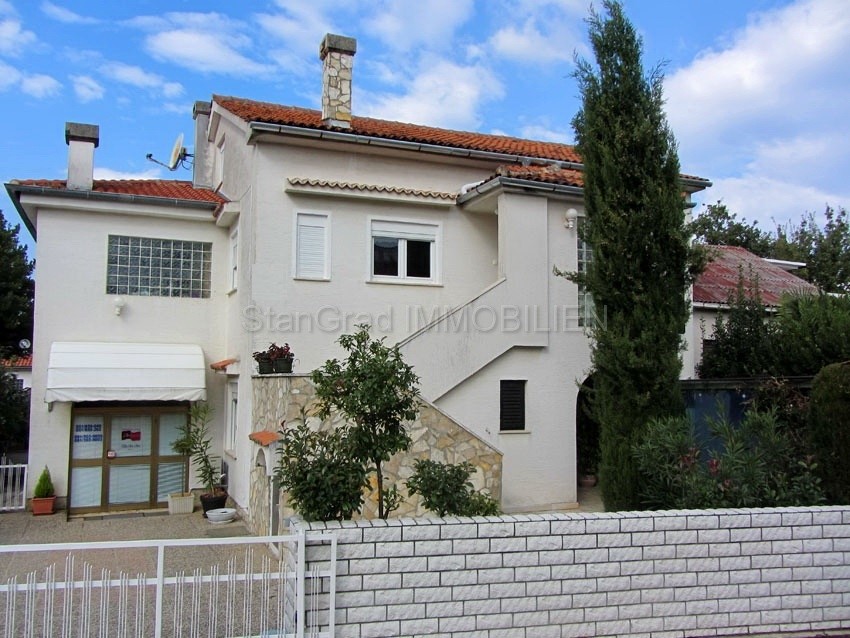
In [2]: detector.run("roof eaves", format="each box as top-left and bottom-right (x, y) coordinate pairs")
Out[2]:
(248, 120), (587, 170)
(8, 183), (222, 212)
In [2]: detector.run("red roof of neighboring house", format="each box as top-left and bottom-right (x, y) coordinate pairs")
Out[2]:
(1, 355), (32, 368)
(693, 245), (818, 306)
(215, 95), (585, 163)
(14, 179), (227, 205)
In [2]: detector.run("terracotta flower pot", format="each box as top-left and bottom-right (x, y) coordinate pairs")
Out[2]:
(31, 496), (56, 516)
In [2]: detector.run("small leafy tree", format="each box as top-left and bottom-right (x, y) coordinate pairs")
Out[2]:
(697, 277), (779, 378)
(312, 325), (419, 519)
(406, 459), (500, 517)
(0, 362), (29, 455)
(173, 403), (220, 495)
(809, 362), (850, 504)
(275, 423), (368, 521)
(0, 210), (34, 354)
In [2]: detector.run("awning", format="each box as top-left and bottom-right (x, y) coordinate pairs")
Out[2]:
(45, 342), (207, 402)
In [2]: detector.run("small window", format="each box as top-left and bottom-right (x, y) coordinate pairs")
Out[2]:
(500, 380), (526, 431)
(370, 220), (438, 282)
(214, 138), (225, 191)
(229, 226), (238, 291)
(295, 213), (329, 279)
(577, 218), (595, 327)
(225, 381), (238, 455)
(13, 377), (24, 390)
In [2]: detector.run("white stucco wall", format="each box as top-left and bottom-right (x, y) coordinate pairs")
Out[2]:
(26, 203), (229, 499)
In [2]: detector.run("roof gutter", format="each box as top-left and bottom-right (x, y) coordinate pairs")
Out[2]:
(247, 121), (713, 191)
(6, 183), (222, 239)
(457, 176), (585, 206)
(248, 121), (588, 169)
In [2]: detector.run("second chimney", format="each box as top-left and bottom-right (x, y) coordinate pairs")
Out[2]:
(320, 34), (356, 129)
(65, 122), (99, 191)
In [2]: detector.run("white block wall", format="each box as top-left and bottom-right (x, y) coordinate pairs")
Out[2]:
(300, 506), (850, 638)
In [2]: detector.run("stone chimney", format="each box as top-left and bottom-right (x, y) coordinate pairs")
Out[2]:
(65, 122), (99, 191)
(320, 34), (356, 129)
(192, 100), (212, 189)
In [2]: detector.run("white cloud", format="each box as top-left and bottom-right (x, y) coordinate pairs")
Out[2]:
(94, 167), (162, 180)
(0, 1), (16, 16)
(519, 124), (574, 144)
(704, 174), (849, 230)
(131, 12), (274, 76)
(146, 30), (272, 76)
(0, 19), (37, 56)
(20, 73), (61, 98)
(41, 2), (98, 24)
(99, 62), (184, 98)
(666, 0), (850, 144)
(487, 0), (586, 63)
(363, 0), (474, 51)
(0, 59), (21, 90)
(361, 58), (504, 130)
(71, 75), (104, 102)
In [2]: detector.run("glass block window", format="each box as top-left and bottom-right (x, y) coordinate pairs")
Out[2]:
(106, 235), (212, 298)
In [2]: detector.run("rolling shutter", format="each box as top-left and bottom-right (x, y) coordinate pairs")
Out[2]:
(296, 213), (328, 278)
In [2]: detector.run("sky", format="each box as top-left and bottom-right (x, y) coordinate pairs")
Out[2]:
(2, 0), (849, 261)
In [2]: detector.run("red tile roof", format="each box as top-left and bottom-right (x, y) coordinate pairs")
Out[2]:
(248, 431), (282, 447)
(693, 246), (818, 306)
(210, 358), (237, 371)
(495, 164), (585, 188)
(214, 95), (584, 164)
(1, 355), (32, 368)
(14, 179), (227, 204)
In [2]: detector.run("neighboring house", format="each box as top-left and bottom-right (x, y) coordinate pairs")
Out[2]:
(2, 354), (32, 390)
(685, 244), (819, 377)
(6, 34), (711, 519)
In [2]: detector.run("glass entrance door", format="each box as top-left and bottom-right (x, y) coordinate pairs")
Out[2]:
(69, 406), (188, 513)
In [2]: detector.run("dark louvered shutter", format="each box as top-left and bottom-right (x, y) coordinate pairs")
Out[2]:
(500, 380), (526, 431)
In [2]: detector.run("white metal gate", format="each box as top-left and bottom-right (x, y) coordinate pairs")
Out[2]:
(0, 462), (27, 511)
(0, 532), (336, 638)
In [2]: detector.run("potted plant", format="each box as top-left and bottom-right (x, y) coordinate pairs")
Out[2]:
(269, 342), (295, 373)
(31, 466), (56, 515)
(168, 416), (196, 515)
(182, 403), (228, 516)
(252, 348), (274, 375)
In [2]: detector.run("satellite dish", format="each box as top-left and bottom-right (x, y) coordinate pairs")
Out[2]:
(168, 133), (185, 170)
(19, 339), (31, 351)
(145, 133), (193, 171)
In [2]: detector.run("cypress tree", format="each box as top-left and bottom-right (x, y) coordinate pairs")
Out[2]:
(568, 1), (702, 509)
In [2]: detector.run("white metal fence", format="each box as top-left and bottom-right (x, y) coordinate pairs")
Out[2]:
(0, 462), (27, 511)
(0, 531), (336, 638)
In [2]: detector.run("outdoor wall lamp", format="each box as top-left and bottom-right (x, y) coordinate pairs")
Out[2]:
(565, 208), (579, 230)
(113, 296), (126, 316)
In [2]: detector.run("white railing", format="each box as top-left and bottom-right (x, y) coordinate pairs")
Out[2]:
(0, 531), (336, 638)
(0, 462), (27, 511)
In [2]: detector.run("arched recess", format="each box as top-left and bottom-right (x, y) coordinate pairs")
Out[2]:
(576, 375), (600, 482)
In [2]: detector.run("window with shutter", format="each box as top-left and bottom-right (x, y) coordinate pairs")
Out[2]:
(500, 380), (526, 431)
(295, 213), (329, 279)
(370, 219), (439, 283)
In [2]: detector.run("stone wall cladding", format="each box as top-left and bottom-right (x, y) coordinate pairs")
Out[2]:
(251, 374), (502, 522)
(301, 506), (850, 638)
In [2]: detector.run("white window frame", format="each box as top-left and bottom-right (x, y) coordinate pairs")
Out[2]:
(293, 211), (331, 280)
(225, 381), (238, 456)
(228, 225), (238, 293)
(368, 217), (441, 285)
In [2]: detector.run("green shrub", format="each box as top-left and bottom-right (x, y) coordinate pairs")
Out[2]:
(634, 410), (824, 509)
(406, 459), (499, 517)
(809, 362), (850, 504)
(33, 466), (54, 498)
(275, 423), (368, 521)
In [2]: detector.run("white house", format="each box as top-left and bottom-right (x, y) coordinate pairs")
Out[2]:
(7, 34), (712, 519)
